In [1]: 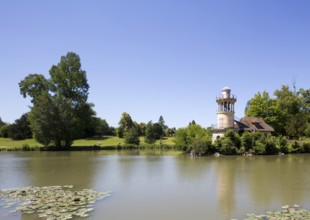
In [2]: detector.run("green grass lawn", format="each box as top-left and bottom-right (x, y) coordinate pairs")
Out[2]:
(0, 138), (43, 148)
(72, 136), (125, 147)
(0, 136), (176, 150)
(73, 136), (175, 148)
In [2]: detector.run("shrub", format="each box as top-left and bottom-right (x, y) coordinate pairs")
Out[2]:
(174, 125), (211, 154)
(238, 146), (246, 154)
(303, 143), (310, 153)
(190, 138), (212, 156)
(254, 140), (266, 155)
(290, 140), (301, 153)
(220, 138), (238, 155)
(225, 130), (241, 148)
(265, 136), (279, 154)
(277, 136), (290, 153)
(241, 132), (254, 152)
(174, 128), (188, 151)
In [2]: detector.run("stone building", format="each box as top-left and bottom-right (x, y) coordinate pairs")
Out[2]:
(211, 87), (274, 142)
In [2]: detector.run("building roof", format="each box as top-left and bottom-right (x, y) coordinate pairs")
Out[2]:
(234, 117), (274, 132)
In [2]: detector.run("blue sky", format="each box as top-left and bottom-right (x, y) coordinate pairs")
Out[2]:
(1, 0), (309, 128)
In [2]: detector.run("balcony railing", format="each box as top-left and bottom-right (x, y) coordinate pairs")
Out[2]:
(216, 94), (237, 100)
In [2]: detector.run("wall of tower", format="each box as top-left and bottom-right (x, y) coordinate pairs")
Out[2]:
(217, 112), (234, 129)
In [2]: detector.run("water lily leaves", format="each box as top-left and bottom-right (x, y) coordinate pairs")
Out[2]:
(235, 205), (310, 220)
(0, 185), (110, 219)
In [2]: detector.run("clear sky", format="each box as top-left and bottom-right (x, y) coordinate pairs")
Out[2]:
(1, 0), (309, 128)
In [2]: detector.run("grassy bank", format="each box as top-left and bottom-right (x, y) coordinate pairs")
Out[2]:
(0, 138), (43, 151)
(0, 137), (176, 151)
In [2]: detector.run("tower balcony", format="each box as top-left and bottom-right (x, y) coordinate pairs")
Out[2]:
(216, 94), (237, 101)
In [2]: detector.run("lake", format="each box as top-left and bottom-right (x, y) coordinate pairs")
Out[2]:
(0, 151), (309, 220)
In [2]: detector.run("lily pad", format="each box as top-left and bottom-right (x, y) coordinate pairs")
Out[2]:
(233, 205), (310, 220)
(0, 185), (110, 219)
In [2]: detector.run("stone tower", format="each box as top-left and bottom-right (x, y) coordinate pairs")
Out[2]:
(216, 87), (237, 129)
(212, 87), (237, 142)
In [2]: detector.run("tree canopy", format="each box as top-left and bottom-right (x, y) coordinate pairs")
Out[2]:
(8, 113), (32, 140)
(124, 127), (140, 145)
(19, 52), (94, 147)
(245, 85), (309, 139)
(158, 115), (167, 130)
(143, 120), (165, 144)
(174, 124), (212, 155)
(118, 112), (134, 133)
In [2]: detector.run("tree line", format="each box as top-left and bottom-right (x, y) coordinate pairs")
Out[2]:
(0, 52), (309, 152)
(245, 85), (310, 139)
(174, 124), (310, 156)
(0, 52), (176, 147)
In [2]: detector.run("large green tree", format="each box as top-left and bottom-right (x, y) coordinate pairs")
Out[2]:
(245, 85), (309, 138)
(274, 85), (303, 137)
(245, 91), (282, 135)
(124, 127), (140, 145)
(144, 121), (164, 144)
(145, 121), (156, 144)
(118, 112), (134, 133)
(19, 52), (94, 147)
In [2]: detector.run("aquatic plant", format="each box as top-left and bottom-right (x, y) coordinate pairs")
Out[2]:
(234, 205), (310, 220)
(0, 185), (110, 219)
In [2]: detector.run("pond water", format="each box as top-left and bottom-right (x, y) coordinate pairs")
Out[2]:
(0, 151), (309, 220)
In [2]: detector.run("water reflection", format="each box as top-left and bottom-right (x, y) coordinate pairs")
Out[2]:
(0, 153), (31, 188)
(245, 155), (310, 211)
(21, 152), (99, 190)
(174, 156), (214, 184)
(215, 157), (238, 219)
(1, 152), (310, 220)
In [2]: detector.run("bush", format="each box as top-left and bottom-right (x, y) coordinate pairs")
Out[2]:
(254, 140), (266, 155)
(219, 138), (238, 155)
(241, 132), (254, 152)
(174, 128), (188, 151)
(190, 138), (212, 156)
(238, 146), (246, 155)
(303, 143), (310, 153)
(277, 136), (290, 153)
(216, 130), (241, 155)
(265, 136), (279, 154)
(290, 140), (301, 153)
(225, 130), (241, 148)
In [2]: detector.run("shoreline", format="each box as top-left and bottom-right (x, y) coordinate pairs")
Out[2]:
(0, 145), (175, 152)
